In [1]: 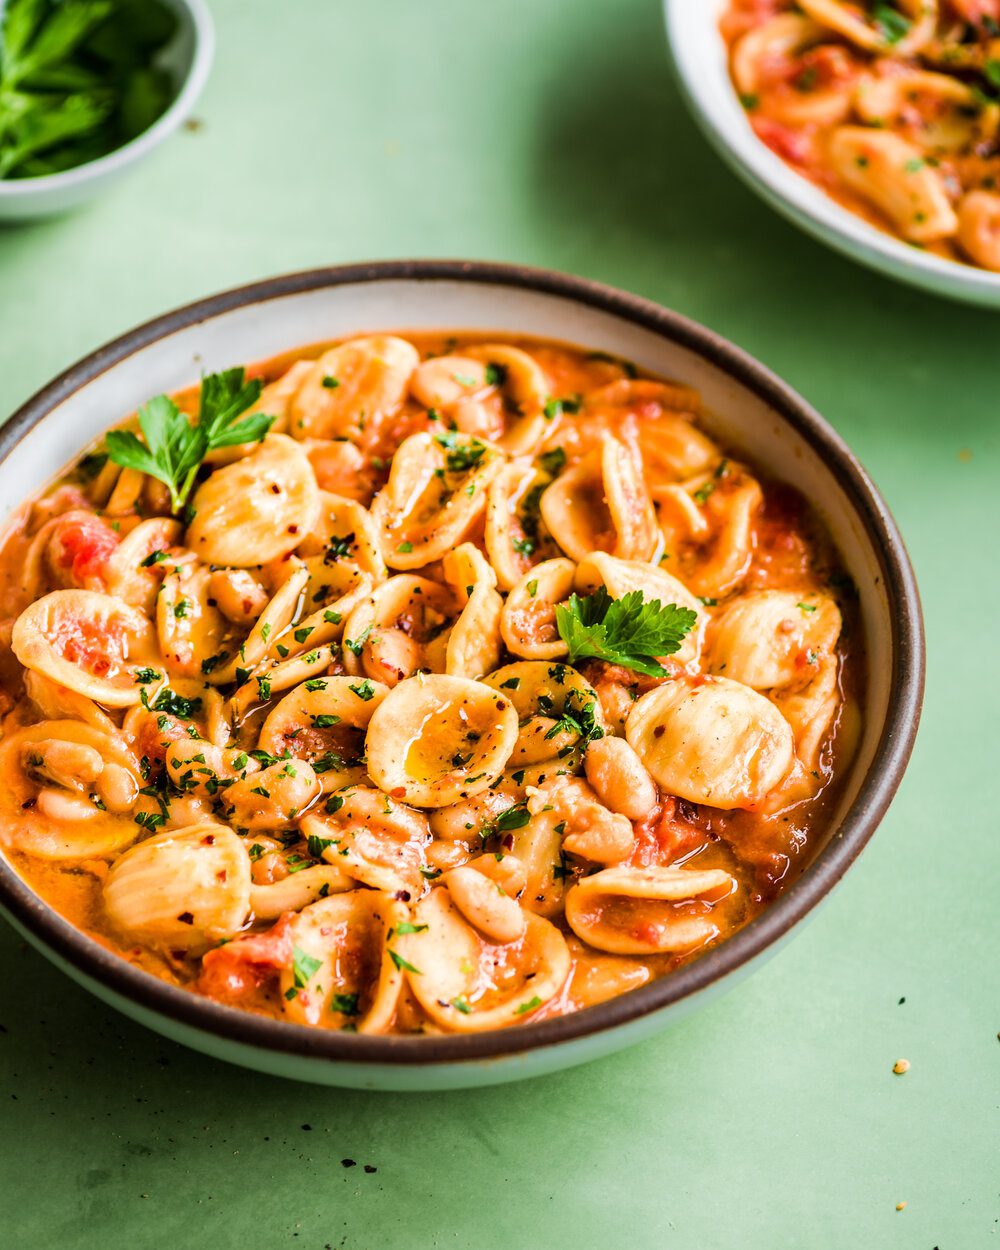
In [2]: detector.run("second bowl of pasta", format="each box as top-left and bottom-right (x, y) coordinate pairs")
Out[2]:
(666, 0), (1000, 305)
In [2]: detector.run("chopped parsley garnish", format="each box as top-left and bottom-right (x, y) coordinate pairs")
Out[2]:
(397, 541), (414, 553)
(349, 679), (376, 701)
(515, 996), (542, 1015)
(331, 992), (359, 1015)
(871, 3), (910, 43)
(321, 375), (341, 389)
(140, 549), (169, 568)
(451, 996), (473, 1014)
(434, 430), (487, 474)
(304, 678), (328, 692)
(291, 944), (323, 990)
(545, 690), (604, 742)
(388, 949), (420, 974)
(555, 586), (697, 678)
(152, 689), (202, 719)
(484, 362), (507, 387)
(106, 368), (275, 514)
(537, 447), (566, 477)
(133, 667), (161, 685)
(393, 922), (429, 936)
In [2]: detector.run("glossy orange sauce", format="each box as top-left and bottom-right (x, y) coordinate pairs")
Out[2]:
(0, 333), (863, 1031)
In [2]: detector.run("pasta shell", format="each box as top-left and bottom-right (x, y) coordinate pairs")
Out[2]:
(11, 589), (159, 707)
(464, 343), (552, 455)
(956, 190), (1000, 272)
(225, 645), (337, 727)
(442, 542), (503, 679)
(827, 127), (958, 243)
(683, 477), (762, 600)
(371, 430), (504, 568)
(279, 891), (410, 1032)
(288, 336), (419, 444)
(732, 13), (825, 96)
(443, 864), (526, 943)
(365, 674), (518, 807)
(540, 434), (658, 563)
(249, 865), (354, 921)
(300, 786), (430, 895)
(500, 557), (576, 661)
(709, 590), (842, 691)
(297, 490), (387, 582)
(206, 564), (309, 686)
(103, 823), (251, 952)
(394, 885), (570, 1031)
(157, 562), (229, 680)
(258, 674), (389, 792)
(575, 551), (706, 669)
(564, 865), (737, 955)
(484, 660), (605, 766)
(798, 0), (936, 56)
(186, 434), (320, 567)
(222, 757), (321, 831)
(0, 719), (142, 859)
(626, 676), (794, 810)
(341, 574), (459, 679)
(485, 460), (561, 590)
(105, 517), (182, 614)
(773, 652), (841, 774)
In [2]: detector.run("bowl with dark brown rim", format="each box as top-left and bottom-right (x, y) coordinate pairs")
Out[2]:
(0, 261), (923, 1089)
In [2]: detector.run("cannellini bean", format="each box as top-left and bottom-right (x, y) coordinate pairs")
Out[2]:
(445, 865), (527, 943)
(94, 762), (140, 813)
(584, 736), (657, 821)
(166, 738), (260, 799)
(533, 775), (634, 864)
(222, 759), (320, 830)
(36, 787), (100, 821)
(23, 739), (103, 791)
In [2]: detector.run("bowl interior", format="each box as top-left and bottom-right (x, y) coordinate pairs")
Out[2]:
(0, 274), (892, 847)
(664, 0), (1000, 306)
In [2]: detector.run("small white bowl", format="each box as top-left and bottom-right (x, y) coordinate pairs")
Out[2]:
(0, 0), (214, 221)
(664, 0), (1000, 307)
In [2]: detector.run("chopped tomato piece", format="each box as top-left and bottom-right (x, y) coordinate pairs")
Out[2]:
(48, 515), (119, 589)
(198, 915), (294, 1003)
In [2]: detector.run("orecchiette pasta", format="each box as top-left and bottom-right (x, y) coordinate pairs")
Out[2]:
(0, 332), (858, 1035)
(726, 0), (1000, 270)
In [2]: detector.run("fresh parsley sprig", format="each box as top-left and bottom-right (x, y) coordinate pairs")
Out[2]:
(105, 367), (274, 514)
(555, 586), (697, 678)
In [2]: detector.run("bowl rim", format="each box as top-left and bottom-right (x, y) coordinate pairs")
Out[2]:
(662, 0), (1000, 306)
(0, 259), (925, 1067)
(0, 0), (215, 200)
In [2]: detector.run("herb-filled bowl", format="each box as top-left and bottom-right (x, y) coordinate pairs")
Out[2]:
(0, 261), (923, 1089)
(0, 0), (214, 221)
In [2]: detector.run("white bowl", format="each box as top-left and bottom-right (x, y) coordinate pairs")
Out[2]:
(0, 262), (924, 1088)
(0, 0), (214, 221)
(664, 0), (1000, 307)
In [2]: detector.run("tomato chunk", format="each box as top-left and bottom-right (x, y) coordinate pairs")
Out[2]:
(198, 915), (294, 1003)
(48, 514), (119, 589)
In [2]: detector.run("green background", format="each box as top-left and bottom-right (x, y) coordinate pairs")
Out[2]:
(1, 1), (997, 1246)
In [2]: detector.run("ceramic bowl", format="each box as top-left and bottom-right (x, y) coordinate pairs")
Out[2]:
(0, 262), (924, 1089)
(0, 0), (214, 221)
(664, 0), (1000, 307)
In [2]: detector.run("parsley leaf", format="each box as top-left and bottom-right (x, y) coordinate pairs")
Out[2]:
(105, 368), (275, 513)
(871, 3), (910, 43)
(554, 587), (697, 678)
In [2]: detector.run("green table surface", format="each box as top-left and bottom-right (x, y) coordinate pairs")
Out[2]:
(1, 1), (997, 1246)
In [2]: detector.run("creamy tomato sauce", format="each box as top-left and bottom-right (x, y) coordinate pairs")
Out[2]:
(0, 333), (862, 1035)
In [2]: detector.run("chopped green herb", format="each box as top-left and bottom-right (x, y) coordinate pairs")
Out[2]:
(555, 586), (697, 678)
(515, 996), (542, 1015)
(106, 368), (275, 514)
